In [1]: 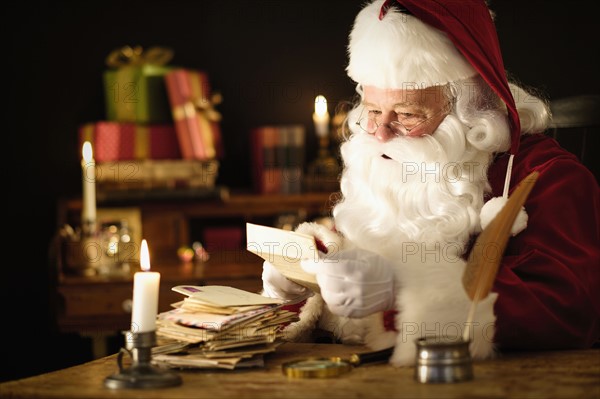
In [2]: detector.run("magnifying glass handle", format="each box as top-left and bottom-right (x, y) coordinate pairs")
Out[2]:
(349, 347), (394, 366)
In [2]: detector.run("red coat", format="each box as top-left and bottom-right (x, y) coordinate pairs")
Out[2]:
(487, 133), (600, 349)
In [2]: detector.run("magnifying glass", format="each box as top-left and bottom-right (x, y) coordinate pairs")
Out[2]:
(282, 347), (394, 378)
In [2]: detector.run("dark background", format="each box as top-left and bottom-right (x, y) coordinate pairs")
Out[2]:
(3, 0), (599, 382)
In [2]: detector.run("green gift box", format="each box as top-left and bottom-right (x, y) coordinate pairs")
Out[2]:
(103, 46), (173, 124)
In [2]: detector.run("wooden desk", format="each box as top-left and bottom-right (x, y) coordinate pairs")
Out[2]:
(1, 343), (598, 398)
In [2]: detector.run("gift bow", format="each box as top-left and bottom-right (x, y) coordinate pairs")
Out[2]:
(175, 92), (223, 123)
(105, 45), (174, 68)
(193, 92), (223, 122)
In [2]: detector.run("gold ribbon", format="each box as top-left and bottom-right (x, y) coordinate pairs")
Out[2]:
(193, 92), (223, 122)
(172, 93), (223, 123)
(105, 45), (174, 68)
(189, 71), (222, 122)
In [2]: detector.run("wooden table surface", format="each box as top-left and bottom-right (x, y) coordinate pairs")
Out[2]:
(1, 343), (598, 399)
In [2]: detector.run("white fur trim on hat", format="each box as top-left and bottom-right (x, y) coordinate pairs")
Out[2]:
(347, 0), (477, 89)
(480, 196), (528, 236)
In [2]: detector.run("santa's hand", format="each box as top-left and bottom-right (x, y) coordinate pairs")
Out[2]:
(261, 261), (308, 300)
(300, 248), (395, 318)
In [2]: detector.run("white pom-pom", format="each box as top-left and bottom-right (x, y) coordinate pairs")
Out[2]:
(480, 197), (528, 236)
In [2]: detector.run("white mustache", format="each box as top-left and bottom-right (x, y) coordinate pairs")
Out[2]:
(344, 114), (467, 166)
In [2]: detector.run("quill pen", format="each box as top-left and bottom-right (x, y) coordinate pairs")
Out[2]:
(462, 171), (539, 341)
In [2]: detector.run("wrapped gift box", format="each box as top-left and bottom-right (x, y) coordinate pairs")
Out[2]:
(78, 121), (181, 162)
(104, 64), (173, 123)
(164, 68), (224, 161)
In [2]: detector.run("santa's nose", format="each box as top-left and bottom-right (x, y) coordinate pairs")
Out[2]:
(374, 111), (398, 142)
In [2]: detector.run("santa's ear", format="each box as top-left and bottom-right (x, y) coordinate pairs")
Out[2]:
(480, 197), (528, 236)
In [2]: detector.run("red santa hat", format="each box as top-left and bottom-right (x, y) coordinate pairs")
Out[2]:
(347, 0), (520, 154)
(347, 0), (526, 233)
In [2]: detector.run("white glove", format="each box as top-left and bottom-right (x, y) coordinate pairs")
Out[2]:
(261, 261), (308, 300)
(300, 248), (395, 318)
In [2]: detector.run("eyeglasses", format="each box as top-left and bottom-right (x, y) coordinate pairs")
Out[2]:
(355, 104), (450, 136)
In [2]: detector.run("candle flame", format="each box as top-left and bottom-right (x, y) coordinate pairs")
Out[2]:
(82, 141), (94, 162)
(140, 239), (151, 271)
(315, 95), (328, 116)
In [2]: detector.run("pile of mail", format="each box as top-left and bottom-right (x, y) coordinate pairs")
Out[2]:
(153, 285), (301, 370)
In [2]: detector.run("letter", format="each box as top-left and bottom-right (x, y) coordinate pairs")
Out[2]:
(282, 242), (302, 263)
(400, 322), (419, 343)
(402, 242), (419, 263)
(421, 162), (440, 183)
(402, 161), (419, 182)
(421, 242), (441, 263)
(421, 322), (441, 339)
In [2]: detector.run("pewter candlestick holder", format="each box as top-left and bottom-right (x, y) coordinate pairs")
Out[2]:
(104, 330), (182, 389)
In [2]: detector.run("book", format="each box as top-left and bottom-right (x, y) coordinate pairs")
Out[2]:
(251, 126), (281, 194)
(250, 125), (306, 194)
(245, 222), (320, 293)
(281, 125), (305, 194)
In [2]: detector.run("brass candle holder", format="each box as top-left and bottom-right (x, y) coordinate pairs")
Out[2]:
(306, 135), (341, 191)
(104, 330), (182, 389)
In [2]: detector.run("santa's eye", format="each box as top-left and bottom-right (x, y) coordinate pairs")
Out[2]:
(367, 110), (382, 117)
(397, 112), (426, 124)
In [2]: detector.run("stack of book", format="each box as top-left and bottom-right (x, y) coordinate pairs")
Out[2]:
(153, 285), (301, 370)
(250, 125), (305, 194)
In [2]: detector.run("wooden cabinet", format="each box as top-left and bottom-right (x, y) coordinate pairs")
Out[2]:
(54, 191), (335, 334)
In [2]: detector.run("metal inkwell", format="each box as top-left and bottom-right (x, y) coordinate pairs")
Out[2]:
(414, 336), (473, 383)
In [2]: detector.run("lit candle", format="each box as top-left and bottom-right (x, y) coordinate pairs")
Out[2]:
(313, 95), (330, 138)
(81, 141), (97, 235)
(131, 239), (160, 333)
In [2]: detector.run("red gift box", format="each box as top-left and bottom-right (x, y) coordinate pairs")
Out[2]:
(78, 121), (181, 162)
(164, 69), (224, 161)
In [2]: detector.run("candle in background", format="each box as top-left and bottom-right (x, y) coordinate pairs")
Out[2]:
(313, 95), (330, 138)
(131, 239), (160, 333)
(81, 141), (97, 235)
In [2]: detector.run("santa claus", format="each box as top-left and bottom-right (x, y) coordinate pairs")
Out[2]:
(262, 0), (600, 366)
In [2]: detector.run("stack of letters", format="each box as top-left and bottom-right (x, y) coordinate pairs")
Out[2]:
(153, 285), (301, 370)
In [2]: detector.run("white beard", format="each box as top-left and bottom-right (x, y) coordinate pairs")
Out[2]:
(333, 113), (494, 261)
